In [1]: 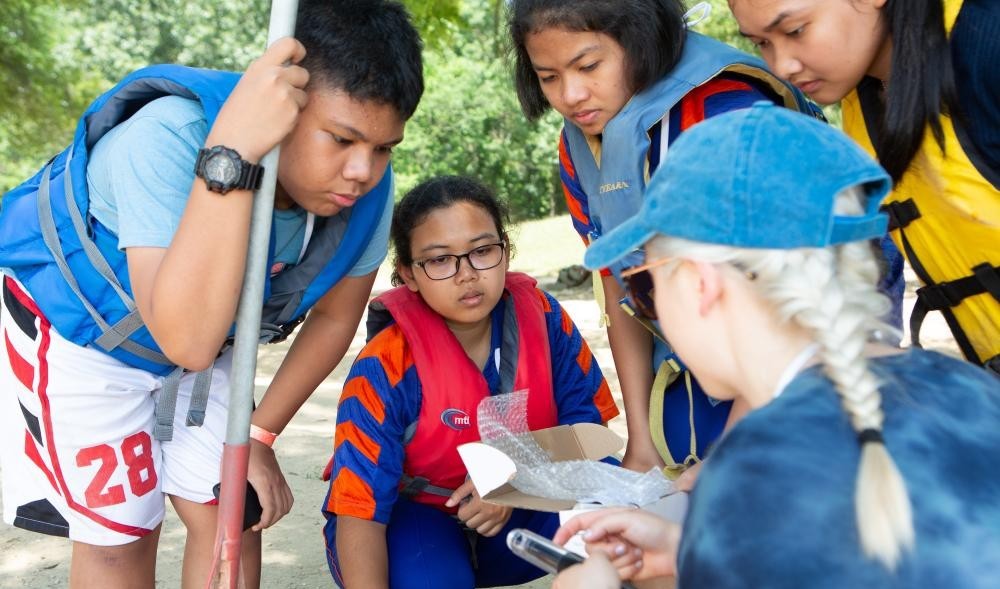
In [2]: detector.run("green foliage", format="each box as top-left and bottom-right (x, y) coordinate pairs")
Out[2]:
(685, 0), (753, 52)
(0, 1), (94, 189)
(5, 0), (809, 221)
(403, 0), (463, 48)
(0, 0), (271, 190)
(0, 0), (471, 193)
(391, 1), (565, 220)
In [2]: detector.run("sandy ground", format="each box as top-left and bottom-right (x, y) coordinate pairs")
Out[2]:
(0, 254), (958, 588)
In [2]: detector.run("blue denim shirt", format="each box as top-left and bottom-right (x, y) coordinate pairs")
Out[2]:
(679, 348), (1000, 588)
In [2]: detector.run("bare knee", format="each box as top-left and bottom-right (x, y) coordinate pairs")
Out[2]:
(71, 527), (160, 589)
(170, 495), (262, 589)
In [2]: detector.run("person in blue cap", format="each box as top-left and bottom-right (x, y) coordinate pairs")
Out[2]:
(547, 103), (1000, 589)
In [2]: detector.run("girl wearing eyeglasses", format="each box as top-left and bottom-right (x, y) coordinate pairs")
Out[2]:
(320, 176), (620, 589)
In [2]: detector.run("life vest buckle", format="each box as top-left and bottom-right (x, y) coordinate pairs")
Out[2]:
(915, 281), (964, 311)
(398, 475), (430, 498)
(881, 199), (921, 232)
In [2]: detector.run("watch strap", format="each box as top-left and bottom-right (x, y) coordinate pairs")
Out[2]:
(236, 158), (265, 191)
(195, 145), (265, 194)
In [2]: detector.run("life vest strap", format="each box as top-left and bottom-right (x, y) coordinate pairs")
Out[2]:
(397, 475), (455, 499)
(38, 152), (172, 367)
(153, 367), (186, 442)
(881, 199), (921, 232)
(153, 362), (215, 441)
(498, 298), (519, 394)
(910, 263), (1000, 364)
(62, 150), (137, 308)
(184, 366), (214, 427)
(914, 264), (1000, 312)
(258, 315), (305, 345)
(93, 310), (169, 366)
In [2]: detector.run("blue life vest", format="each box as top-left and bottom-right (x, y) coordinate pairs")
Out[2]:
(562, 32), (818, 278)
(0, 65), (390, 376)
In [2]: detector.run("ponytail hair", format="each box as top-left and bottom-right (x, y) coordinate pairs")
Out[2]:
(871, 0), (959, 184)
(648, 186), (915, 568)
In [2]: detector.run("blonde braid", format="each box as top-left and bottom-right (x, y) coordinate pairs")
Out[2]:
(794, 238), (914, 569)
(649, 188), (914, 568)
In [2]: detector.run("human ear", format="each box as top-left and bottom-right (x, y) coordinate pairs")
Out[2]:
(397, 263), (420, 292)
(694, 261), (723, 317)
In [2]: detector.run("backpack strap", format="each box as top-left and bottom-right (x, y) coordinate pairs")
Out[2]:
(648, 359), (701, 480)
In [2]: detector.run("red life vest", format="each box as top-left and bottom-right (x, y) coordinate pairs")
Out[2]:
(372, 272), (557, 511)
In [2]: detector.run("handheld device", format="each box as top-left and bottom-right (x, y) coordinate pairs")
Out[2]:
(212, 482), (263, 531)
(507, 528), (584, 573)
(506, 528), (640, 589)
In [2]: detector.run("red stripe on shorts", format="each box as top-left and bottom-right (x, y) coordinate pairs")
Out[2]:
(24, 430), (60, 494)
(32, 315), (153, 537)
(5, 329), (35, 391)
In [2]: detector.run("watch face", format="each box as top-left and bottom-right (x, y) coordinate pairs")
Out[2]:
(205, 153), (239, 185)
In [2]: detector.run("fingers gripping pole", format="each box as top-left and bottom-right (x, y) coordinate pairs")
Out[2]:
(208, 2), (299, 588)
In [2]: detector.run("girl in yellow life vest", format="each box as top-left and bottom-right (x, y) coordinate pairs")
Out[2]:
(729, 0), (1000, 374)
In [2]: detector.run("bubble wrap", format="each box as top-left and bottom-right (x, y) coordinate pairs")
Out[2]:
(477, 391), (674, 506)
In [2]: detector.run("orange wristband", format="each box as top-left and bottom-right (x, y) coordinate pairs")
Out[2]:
(249, 424), (278, 448)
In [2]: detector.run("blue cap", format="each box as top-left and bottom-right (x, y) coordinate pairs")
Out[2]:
(583, 103), (892, 271)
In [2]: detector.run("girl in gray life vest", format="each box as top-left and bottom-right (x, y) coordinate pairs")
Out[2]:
(507, 0), (907, 488)
(549, 104), (1000, 589)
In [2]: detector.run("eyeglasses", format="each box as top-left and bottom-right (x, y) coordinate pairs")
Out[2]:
(413, 242), (506, 280)
(621, 258), (670, 321)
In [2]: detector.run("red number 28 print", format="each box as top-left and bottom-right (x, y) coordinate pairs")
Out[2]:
(76, 432), (158, 508)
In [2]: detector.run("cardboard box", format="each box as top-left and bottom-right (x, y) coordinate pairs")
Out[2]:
(458, 422), (624, 511)
(458, 422), (687, 514)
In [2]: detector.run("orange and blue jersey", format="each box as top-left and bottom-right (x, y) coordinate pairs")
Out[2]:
(324, 289), (618, 524)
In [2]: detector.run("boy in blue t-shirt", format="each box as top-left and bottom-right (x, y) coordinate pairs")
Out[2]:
(0, 1), (423, 586)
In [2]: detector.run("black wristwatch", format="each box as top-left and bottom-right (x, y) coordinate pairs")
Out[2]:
(194, 145), (265, 194)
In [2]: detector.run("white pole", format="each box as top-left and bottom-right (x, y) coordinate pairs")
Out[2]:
(208, 2), (299, 587)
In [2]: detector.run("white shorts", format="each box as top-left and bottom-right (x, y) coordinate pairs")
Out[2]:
(0, 275), (234, 546)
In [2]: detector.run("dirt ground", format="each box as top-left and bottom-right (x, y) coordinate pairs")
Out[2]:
(0, 253), (957, 588)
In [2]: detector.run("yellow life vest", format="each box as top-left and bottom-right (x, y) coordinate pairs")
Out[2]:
(842, 0), (1000, 371)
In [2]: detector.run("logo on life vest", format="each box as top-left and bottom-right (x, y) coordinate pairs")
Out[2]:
(599, 181), (630, 194)
(441, 408), (471, 431)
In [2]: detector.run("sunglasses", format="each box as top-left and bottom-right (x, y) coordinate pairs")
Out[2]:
(621, 257), (674, 321)
(621, 256), (758, 321)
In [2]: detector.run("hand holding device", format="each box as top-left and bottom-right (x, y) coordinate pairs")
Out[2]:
(507, 528), (638, 589)
(507, 528), (584, 573)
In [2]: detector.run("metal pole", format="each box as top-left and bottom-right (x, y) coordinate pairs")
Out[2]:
(208, 1), (299, 587)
